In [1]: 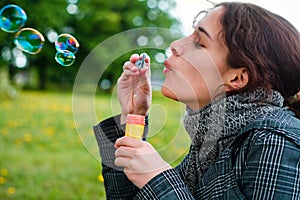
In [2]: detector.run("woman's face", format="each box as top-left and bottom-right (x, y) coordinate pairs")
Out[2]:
(162, 6), (230, 110)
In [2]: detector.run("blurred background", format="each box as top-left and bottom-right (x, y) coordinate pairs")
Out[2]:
(0, 0), (185, 199)
(1, 0), (299, 199)
(0, 0), (181, 94)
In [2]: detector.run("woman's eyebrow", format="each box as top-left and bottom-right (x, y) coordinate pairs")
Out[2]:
(198, 26), (212, 40)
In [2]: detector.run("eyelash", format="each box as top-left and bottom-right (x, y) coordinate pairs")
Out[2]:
(195, 42), (205, 48)
(194, 32), (206, 48)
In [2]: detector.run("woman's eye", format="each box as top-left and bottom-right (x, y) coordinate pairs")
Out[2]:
(196, 42), (205, 48)
(194, 40), (206, 48)
(194, 33), (205, 48)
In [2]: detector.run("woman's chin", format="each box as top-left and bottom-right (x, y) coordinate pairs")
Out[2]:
(161, 85), (178, 101)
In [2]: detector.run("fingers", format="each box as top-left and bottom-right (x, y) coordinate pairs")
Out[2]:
(130, 53), (150, 64)
(125, 53), (150, 71)
(121, 53), (150, 81)
(124, 53), (150, 71)
(123, 61), (139, 73)
(115, 136), (142, 148)
(120, 61), (140, 81)
(114, 137), (142, 168)
(115, 146), (135, 158)
(119, 52), (150, 83)
(130, 53), (140, 63)
(115, 156), (129, 168)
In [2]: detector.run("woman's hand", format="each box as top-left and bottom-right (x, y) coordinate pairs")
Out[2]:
(118, 53), (152, 124)
(114, 137), (171, 189)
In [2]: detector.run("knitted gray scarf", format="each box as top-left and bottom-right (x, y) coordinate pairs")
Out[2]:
(182, 89), (284, 193)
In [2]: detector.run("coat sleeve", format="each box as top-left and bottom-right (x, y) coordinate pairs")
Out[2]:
(133, 154), (195, 200)
(93, 115), (143, 199)
(237, 130), (300, 200)
(134, 168), (195, 199)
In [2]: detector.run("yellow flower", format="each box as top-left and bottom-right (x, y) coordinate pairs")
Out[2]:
(1, 168), (8, 176)
(7, 187), (16, 195)
(97, 173), (104, 182)
(68, 121), (76, 129)
(1, 127), (8, 135)
(7, 120), (18, 128)
(63, 106), (71, 114)
(24, 133), (32, 142)
(0, 176), (6, 184)
(15, 139), (23, 147)
(44, 127), (55, 136)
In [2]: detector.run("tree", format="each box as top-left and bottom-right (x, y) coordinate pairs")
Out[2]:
(0, 0), (181, 92)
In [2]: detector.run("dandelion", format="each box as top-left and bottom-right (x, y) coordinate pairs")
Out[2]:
(15, 139), (23, 147)
(44, 127), (55, 136)
(97, 173), (104, 182)
(7, 120), (19, 128)
(0, 176), (6, 184)
(1, 168), (8, 176)
(2, 100), (11, 109)
(1, 127), (8, 135)
(63, 105), (72, 114)
(7, 187), (16, 195)
(24, 133), (32, 142)
(50, 103), (60, 111)
(68, 121), (76, 129)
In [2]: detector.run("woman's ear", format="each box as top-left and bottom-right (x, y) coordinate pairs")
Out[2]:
(223, 68), (249, 92)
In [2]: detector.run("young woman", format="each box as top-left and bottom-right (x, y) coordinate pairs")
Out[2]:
(94, 2), (300, 199)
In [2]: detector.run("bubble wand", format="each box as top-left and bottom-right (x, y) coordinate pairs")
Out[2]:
(125, 53), (148, 140)
(135, 53), (146, 69)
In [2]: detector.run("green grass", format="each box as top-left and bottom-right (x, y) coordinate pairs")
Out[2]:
(0, 90), (190, 199)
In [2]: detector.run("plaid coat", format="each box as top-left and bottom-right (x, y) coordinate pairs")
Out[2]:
(93, 109), (300, 199)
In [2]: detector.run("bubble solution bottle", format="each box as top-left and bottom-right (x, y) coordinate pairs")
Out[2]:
(125, 114), (146, 140)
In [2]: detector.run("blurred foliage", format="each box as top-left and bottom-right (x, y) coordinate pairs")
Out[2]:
(0, 0), (181, 92)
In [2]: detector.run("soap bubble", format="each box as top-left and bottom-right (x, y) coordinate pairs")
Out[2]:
(55, 50), (75, 67)
(14, 28), (45, 54)
(54, 33), (79, 67)
(0, 4), (27, 33)
(55, 33), (79, 54)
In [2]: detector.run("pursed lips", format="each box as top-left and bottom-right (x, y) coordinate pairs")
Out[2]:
(163, 60), (172, 74)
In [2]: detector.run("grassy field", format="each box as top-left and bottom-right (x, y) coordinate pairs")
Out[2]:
(0, 90), (190, 199)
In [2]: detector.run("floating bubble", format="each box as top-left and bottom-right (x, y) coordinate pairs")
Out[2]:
(55, 33), (79, 54)
(55, 50), (75, 67)
(14, 28), (45, 54)
(0, 4), (27, 33)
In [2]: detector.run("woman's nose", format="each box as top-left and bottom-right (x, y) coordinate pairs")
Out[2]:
(170, 36), (193, 56)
